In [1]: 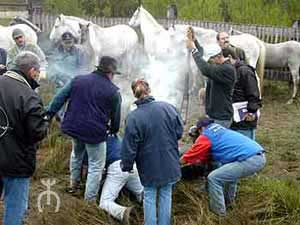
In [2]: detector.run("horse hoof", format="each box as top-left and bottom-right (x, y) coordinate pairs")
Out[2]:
(286, 99), (294, 105)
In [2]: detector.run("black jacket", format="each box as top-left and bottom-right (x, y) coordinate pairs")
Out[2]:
(231, 61), (262, 130)
(192, 42), (236, 120)
(0, 71), (48, 177)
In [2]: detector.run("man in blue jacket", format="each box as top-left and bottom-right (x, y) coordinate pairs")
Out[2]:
(46, 56), (122, 201)
(181, 117), (266, 216)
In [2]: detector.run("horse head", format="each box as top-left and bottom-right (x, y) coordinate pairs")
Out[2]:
(129, 6), (141, 28)
(49, 14), (82, 44)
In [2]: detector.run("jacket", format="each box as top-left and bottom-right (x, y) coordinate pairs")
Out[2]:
(231, 60), (262, 130)
(192, 44), (236, 120)
(121, 96), (183, 187)
(46, 70), (121, 144)
(47, 44), (88, 88)
(7, 43), (47, 70)
(0, 48), (7, 75)
(183, 123), (264, 165)
(0, 71), (48, 177)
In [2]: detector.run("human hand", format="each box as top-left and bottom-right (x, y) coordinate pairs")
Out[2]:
(187, 26), (195, 41)
(39, 70), (47, 80)
(0, 64), (6, 69)
(243, 113), (256, 122)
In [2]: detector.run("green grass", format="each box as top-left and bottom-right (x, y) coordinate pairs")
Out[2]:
(19, 80), (300, 224)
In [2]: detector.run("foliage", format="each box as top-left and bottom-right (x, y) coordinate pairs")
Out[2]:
(42, 0), (300, 27)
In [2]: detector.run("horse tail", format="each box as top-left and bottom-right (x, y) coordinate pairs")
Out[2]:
(256, 40), (266, 96)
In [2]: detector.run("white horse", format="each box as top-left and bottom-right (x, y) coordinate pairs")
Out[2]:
(169, 24), (265, 93)
(129, 5), (210, 99)
(230, 28), (300, 103)
(50, 14), (139, 75)
(264, 41), (300, 103)
(129, 6), (265, 96)
(0, 24), (38, 50)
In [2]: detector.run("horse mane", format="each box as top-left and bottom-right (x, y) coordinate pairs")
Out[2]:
(140, 6), (164, 32)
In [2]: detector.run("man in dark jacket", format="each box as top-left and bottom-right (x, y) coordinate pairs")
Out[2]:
(186, 27), (236, 128)
(46, 56), (122, 201)
(223, 48), (262, 139)
(0, 51), (48, 225)
(0, 48), (7, 75)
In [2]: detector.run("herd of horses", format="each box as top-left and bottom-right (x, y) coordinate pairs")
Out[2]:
(0, 5), (300, 104)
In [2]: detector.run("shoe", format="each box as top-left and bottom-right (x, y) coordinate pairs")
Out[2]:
(122, 206), (137, 225)
(65, 182), (81, 194)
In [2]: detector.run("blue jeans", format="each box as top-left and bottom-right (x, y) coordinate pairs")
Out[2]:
(70, 138), (106, 200)
(236, 129), (256, 140)
(2, 177), (30, 225)
(144, 182), (175, 225)
(207, 153), (266, 216)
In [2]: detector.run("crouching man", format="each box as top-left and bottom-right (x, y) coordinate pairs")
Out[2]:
(180, 117), (266, 216)
(99, 134), (143, 225)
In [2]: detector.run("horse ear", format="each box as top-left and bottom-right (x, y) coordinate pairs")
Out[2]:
(79, 23), (83, 29)
(87, 22), (92, 28)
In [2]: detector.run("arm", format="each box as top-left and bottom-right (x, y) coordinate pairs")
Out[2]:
(24, 95), (49, 144)
(180, 135), (211, 165)
(110, 91), (122, 134)
(241, 67), (262, 112)
(121, 115), (139, 172)
(46, 81), (72, 118)
(192, 51), (235, 85)
(0, 48), (7, 65)
(175, 113), (184, 140)
(6, 48), (16, 69)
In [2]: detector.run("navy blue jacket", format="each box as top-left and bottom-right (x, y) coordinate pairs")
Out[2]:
(46, 71), (121, 144)
(106, 134), (122, 166)
(121, 96), (183, 187)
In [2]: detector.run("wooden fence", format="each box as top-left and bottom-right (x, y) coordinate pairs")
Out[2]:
(32, 12), (300, 81)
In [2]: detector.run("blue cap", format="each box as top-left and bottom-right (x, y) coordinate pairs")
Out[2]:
(196, 117), (214, 129)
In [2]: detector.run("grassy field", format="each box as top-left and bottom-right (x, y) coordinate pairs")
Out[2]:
(1, 80), (300, 225)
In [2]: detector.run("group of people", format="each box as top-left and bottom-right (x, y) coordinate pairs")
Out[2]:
(0, 25), (267, 225)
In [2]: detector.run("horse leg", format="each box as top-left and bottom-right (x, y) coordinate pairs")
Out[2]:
(286, 64), (300, 104)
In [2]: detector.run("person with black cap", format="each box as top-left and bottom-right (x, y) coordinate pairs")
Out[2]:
(186, 27), (236, 128)
(0, 51), (49, 225)
(7, 28), (47, 75)
(47, 31), (88, 121)
(180, 117), (266, 216)
(45, 56), (122, 202)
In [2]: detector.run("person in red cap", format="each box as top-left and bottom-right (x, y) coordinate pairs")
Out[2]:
(180, 117), (266, 216)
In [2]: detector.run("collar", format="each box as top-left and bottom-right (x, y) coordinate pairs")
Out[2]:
(134, 96), (155, 106)
(4, 70), (39, 90)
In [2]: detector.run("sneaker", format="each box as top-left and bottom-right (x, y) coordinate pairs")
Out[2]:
(122, 206), (137, 225)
